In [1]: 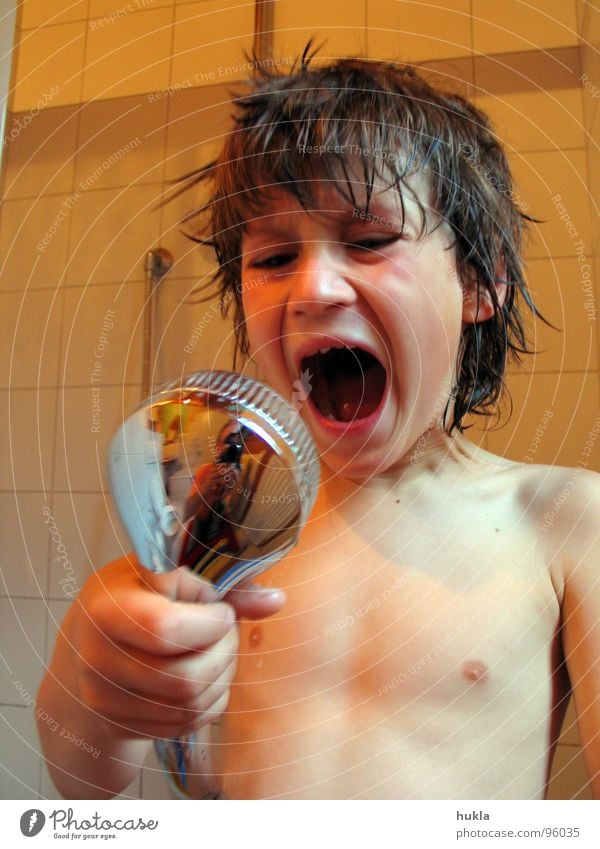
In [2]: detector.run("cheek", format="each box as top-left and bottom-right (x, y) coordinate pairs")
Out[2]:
(241, 293), (286, 379)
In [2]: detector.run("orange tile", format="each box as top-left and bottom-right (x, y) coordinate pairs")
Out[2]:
(64, 183), (162, 285)
(60, 281), (145, 386)
(485, 370), (600, 472)
(511, 257), (598, 374)
(367, 0), (471, 64)
(74, 94), (168, 189)
(2, 103), (79, 200)
(272, 0), (366, 64)
(172, 1), (255, 89)
(90, 0), (172, 16)
(510, 150), (592, 260)
(0, 288), (64, 389)
(20, 0), (87, 28)
(0, 388), (57, 490)
(83, 7), (172, 101)
(474, 48), (584, 153)
(547, 745), (593, 799)
(472, 0), (578, 55)
(0, 194), (72, 292)
(12, 22), (86, 111)
(163, 82), (236, 182)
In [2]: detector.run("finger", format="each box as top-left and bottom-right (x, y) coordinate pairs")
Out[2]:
(90, 579), (235, 655)
(224, 579), (286, 620)
(87, 634), (238, 701)
(83, 669), (234, 731)
(139, 566), (221, 605)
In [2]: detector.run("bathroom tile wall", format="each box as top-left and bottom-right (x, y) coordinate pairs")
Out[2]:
(1, 0), (596, 800)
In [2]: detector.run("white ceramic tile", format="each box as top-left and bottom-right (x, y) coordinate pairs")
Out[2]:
(140, 743), (176, 799)
(53, 383), (142, 492)
(60, 282), (144, 387)
(0, 705), (43, 799)
(44, 599), (72, 668)
(47, 493), (133, 600)
(0, 195), (72, 293)
(0, 388), (57, 491)
(65, 184), (163, 286)
(0, 492), (50, 598)
(41, 599), (143, 799)
(0, 288), (64, 389)
(0, 598), (48, 707)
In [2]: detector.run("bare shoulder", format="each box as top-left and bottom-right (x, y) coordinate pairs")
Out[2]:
(493, 456), (599, 591)
(467, 444), (599, 593)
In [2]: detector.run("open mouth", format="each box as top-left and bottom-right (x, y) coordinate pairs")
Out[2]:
(300, 346), (387, 423)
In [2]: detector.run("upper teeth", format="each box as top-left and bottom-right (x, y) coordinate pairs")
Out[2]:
(319, 347), (332, 354)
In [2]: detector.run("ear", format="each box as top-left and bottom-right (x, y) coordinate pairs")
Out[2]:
(461, 269), (508, 324)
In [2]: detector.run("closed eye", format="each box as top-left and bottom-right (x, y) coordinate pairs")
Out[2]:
(349, 235), (403, 252)
(250, 252), (297, 269)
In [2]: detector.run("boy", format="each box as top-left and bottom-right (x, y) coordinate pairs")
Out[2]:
(37, 51), (600, 800)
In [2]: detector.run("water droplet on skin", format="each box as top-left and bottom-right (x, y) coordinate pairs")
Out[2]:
(249, 625), (262, 648)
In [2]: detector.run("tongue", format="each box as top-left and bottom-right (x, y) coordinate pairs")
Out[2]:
(306, 348), (387, 423)
(332, 357), (386, 422)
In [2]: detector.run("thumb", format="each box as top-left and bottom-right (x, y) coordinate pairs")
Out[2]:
(224, 579), (286, 620)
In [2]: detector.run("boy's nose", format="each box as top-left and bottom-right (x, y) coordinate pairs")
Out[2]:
(288, 250), (357, 319)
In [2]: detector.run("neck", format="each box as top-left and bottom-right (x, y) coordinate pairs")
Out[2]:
(320, 428), (483, 503)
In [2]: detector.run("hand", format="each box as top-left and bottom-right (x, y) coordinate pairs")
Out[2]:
(70, 555), (285, 740)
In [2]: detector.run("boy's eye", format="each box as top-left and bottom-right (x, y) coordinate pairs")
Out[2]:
(251, 252), (296, 269)
(349, 235), (403, 252)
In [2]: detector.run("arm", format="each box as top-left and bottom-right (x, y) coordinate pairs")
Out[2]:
(559, 472), (600, 799)
(37, 616), (152, 799)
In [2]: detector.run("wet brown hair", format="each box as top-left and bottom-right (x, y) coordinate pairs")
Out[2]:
(177, 43), (540, 432)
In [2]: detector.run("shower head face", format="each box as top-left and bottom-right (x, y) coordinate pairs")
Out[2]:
(109, 372), (320, 597)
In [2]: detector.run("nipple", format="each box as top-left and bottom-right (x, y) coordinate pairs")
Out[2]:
(461, 660), (488, 684)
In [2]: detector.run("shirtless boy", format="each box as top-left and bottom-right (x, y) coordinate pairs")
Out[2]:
(37, 52), (600, 800)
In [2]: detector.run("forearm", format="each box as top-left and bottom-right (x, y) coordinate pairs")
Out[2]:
(37, 669), (152, 799)
(37, 638), (152, 799)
